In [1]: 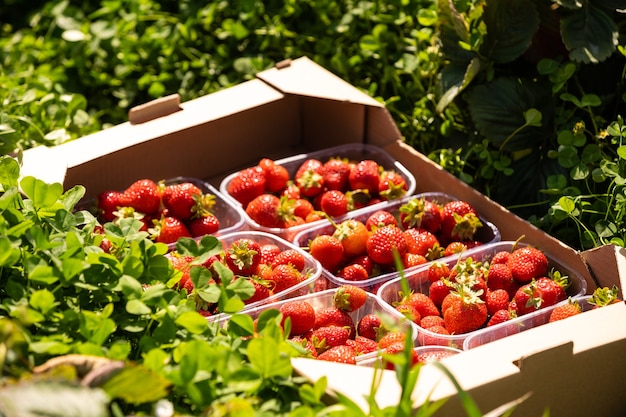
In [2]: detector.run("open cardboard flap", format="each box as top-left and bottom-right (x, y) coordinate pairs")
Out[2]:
(293, 300), (626, 416)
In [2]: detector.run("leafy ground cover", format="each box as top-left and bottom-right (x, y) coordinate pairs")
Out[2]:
(3, 0), (626, 251)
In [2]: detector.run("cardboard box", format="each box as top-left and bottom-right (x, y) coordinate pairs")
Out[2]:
(20, 56), (626, 415)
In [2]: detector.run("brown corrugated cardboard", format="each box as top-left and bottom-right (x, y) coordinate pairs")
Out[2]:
(293, 300), (626, 416)
(19, 56), (626, 415)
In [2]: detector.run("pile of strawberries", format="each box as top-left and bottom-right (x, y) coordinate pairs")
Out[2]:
(95, 178), (222, 244)
(275, 285), (413, 365)
(305, 197), (486, 288)
(384, 245), (574, 346)
(167, 236), (315, 316)
(225, 156), (409, 230)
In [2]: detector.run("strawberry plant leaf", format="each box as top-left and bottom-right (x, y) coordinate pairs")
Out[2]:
(227, 313), (256, 337)
(482, 0), (539, 64)
(29, 289), (57, 315)
(560, 4), (618, 64)
(126, 299), (152, 315)
(247, 337), (292, 379)
(0, 156), (19, 189)
(175, 310), (210, 334)
(101, 365), (171, 404)
(20, 176), (64, 210)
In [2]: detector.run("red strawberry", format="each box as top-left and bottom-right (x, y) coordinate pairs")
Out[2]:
(152, 216), (191, 243)
(333, 219), (369, 259)
(224, 238), (261, 276)
(245, 278), (273, 305)
(349, 160), (380, 195)
(420, 315), (445, 329)
(402, 292), (441, 318)
(246, 194), (295, 228)
(491, 250), (511, 264)
(294, 198), (315, 220)
(333, 285), (368, 312)
(346, 335), (379, 355)
(427, 261), (451, 283)
(309, 234), (344, 271)
(316, 345), (356, 364)
(377, 331), (407, 349)
(357, 313), (383, 341)
(512, 277), (565, 316)
(188, 214), (220, 237)
(442, 287), (488, 334)
(507, 246), (549, 283)
(429, 278), (452, 308)
(259, 243), (281, 265)
(487, 308), (515, 327)
(97, 190), (122, 222)
(395, 303), (421, 324)
(227, 166), (266, 207)
(366, 225), (408, 265)
(404, 229), (442, 259)
(535, 276), (567, 307)
(338, 262), (370, 281)
(279, 300), (316, 336)
(382, 342), (419, 369)
(403, 253), (428, 269)
(161, 182), (205, 221)
(268, 263), (302, 293)
(271, 249), (306, 271)
(417, 325), (451, 346)
(119, 179), (161, 215)
(365, 209), (398, 231)
(319, 190), (349, 217)
(548, 298), (582, 322)
(167, 253), (195, 289)
(310, 326), (351, 353)
(281, 182), (301, 200)
(443, 241), (468, 257)
(485, 289), (510, 316)
(399, 197), (442, 233)
(322, 158), (351, 191)
(378, 170), (408, 201)
(258, 158), (289, 193)
(295, 159), (325, 198)
(486, 262), (514, 293)
(439, 200), (482, 243)
(314, 307), (356, 339)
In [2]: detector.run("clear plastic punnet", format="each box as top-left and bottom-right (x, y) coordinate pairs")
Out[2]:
(462, 295), (595, 350)
(78, 176), (246, 237)
(219, 143), (417, 240)
(376, 241), (588, 350)
(292, 192), (501, 293)
(213, 288), (419, 364)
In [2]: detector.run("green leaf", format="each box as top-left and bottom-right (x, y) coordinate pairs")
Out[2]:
(226, 313), (256, 338)
(0, 156), (20, 188)
(126, 299), (152, 316)
(560, 5), (619, 63)
(0, 236), (20, 266)
(30, 289), (57, 315)
(101, 365), (170, 404)
(465, 77), (553, 150)
(437, 57), (482, 112)
(175, 311), (209, 334)
(616, 145), (626, 160)
(20, 176), (64, 209)
(482, 0), (539, 64)
(29, 264), (59, 285)
(247, 337), (292, 379)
